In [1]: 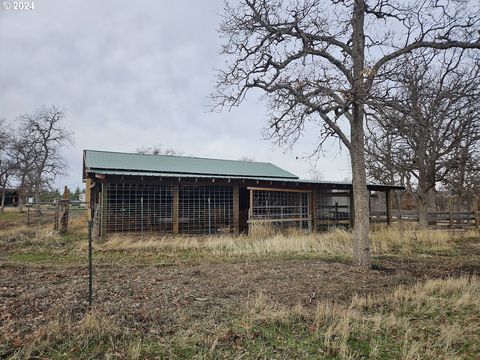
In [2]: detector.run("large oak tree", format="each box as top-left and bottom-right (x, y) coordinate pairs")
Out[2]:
(214, 0), (480, 268)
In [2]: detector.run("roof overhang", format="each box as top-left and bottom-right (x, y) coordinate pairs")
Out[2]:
(85, 168), (405, 191)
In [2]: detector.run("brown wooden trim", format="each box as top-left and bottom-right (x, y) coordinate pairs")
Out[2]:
(316, 219), (351, 225)
(248, 217), (312, 223)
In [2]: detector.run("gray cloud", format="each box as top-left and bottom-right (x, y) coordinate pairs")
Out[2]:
(0, 0), (350, 190)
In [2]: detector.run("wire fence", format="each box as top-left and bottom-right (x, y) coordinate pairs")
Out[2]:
(95, 183), (236, 237)
(0, 201), (89, 231)
(4, 190), (476, 237)
(249, 189), (311, 230)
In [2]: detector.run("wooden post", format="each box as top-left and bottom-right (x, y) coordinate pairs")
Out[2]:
(448, 197), (454, 229)
(349, 189), (354, 228)
(173, 184), (179, 235)
(311, 190), (317, 233)
(248, 188), (253, 234)
(232, 185), (239, 235)
(386, 190), (392, 226)
(60, 186), (70, 234)
(85, 178), (92, 221)
(99, 183), (108, 239)
(54, 200), (59, 231)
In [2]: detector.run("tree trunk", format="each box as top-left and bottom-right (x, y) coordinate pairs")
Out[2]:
(395, 191), (402, 219)
(351, 120), (371, 268)
(1, 187), (5, 213)
(35, 183), (41, 212)
(417, 183), (432, 228)
(350, 0), (371, 269)
(18, 191), (24, 213)
(417, 195), (429, 228)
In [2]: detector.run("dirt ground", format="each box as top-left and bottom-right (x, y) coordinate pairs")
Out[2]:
(2, 244), (480, 344)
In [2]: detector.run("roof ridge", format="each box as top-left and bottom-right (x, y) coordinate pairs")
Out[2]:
(84, 149), (277, 166)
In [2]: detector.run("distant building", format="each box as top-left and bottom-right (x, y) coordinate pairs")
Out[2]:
(2, 189), (20, 206)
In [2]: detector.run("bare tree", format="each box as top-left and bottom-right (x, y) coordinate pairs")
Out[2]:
(10, 132), (37, 212)
(367, 51), (480, 227)
(136, 144), (184, 156)
(0, 120), (15, 212)
(365, 125), (414, 216)
(213, 0), (480, 267)
(442, 146), (480, 211)
(17, 106), (73, 209)
(238, 156), (256, 162)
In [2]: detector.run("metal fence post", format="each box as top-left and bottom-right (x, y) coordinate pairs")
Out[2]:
(88, 220), (93, 307)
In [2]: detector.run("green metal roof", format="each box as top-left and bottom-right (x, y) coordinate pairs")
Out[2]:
(84, 150), (298, 179)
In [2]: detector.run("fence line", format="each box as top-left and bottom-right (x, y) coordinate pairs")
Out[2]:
(1, 199), (477, 234)
(370, 209), (478, 229)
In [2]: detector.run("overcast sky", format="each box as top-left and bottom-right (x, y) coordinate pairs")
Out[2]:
(0, 0), (351, 190)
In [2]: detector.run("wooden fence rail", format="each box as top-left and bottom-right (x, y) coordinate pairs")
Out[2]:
(370, 210), (479, 229)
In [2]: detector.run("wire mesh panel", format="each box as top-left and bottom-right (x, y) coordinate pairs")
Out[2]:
(250, 189), (311, 229)
(315, 190), (351, 229)
(105, 183), (173, 234)
(179, 185), (233, 235)
(24, 203), (58, 228)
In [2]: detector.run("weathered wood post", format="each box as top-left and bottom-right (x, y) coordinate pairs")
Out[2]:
(448, 197), (454, 229)
(60, 186), (70, 234)
(248, 188), (253, 234)
(85, 178), (92, 221)
(54, 199), (59, 231)
(386, 190), (392, 226)
(173, 184), (179, 235)
(99, 184), (108, 239)
(310, 190), (317, 233)
(233, 185), (240, 235)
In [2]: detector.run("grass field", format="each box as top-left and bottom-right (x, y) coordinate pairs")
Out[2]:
(1, 213), (479, 359)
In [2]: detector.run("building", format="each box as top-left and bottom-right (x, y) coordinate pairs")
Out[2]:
(83, 150), (403, 237)
(2, 189), (20, 207)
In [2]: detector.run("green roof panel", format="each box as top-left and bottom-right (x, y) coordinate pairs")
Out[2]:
(84, 150), (298, 179)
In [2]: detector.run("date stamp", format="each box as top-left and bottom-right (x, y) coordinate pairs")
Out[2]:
(1, 1), (35, 11)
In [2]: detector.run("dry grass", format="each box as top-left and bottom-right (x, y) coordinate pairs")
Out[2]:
(92, 224), (479, 259)
(370, 223), (478, 254)
(0, 225), (62, 250)
(10, 276), (477, 359)
(228, 275), (480, 359)
(7, 310), (136, 360)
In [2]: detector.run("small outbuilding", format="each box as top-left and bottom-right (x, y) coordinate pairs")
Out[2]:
(2, 189), (20, 207)
(83, 150), (403, 237)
